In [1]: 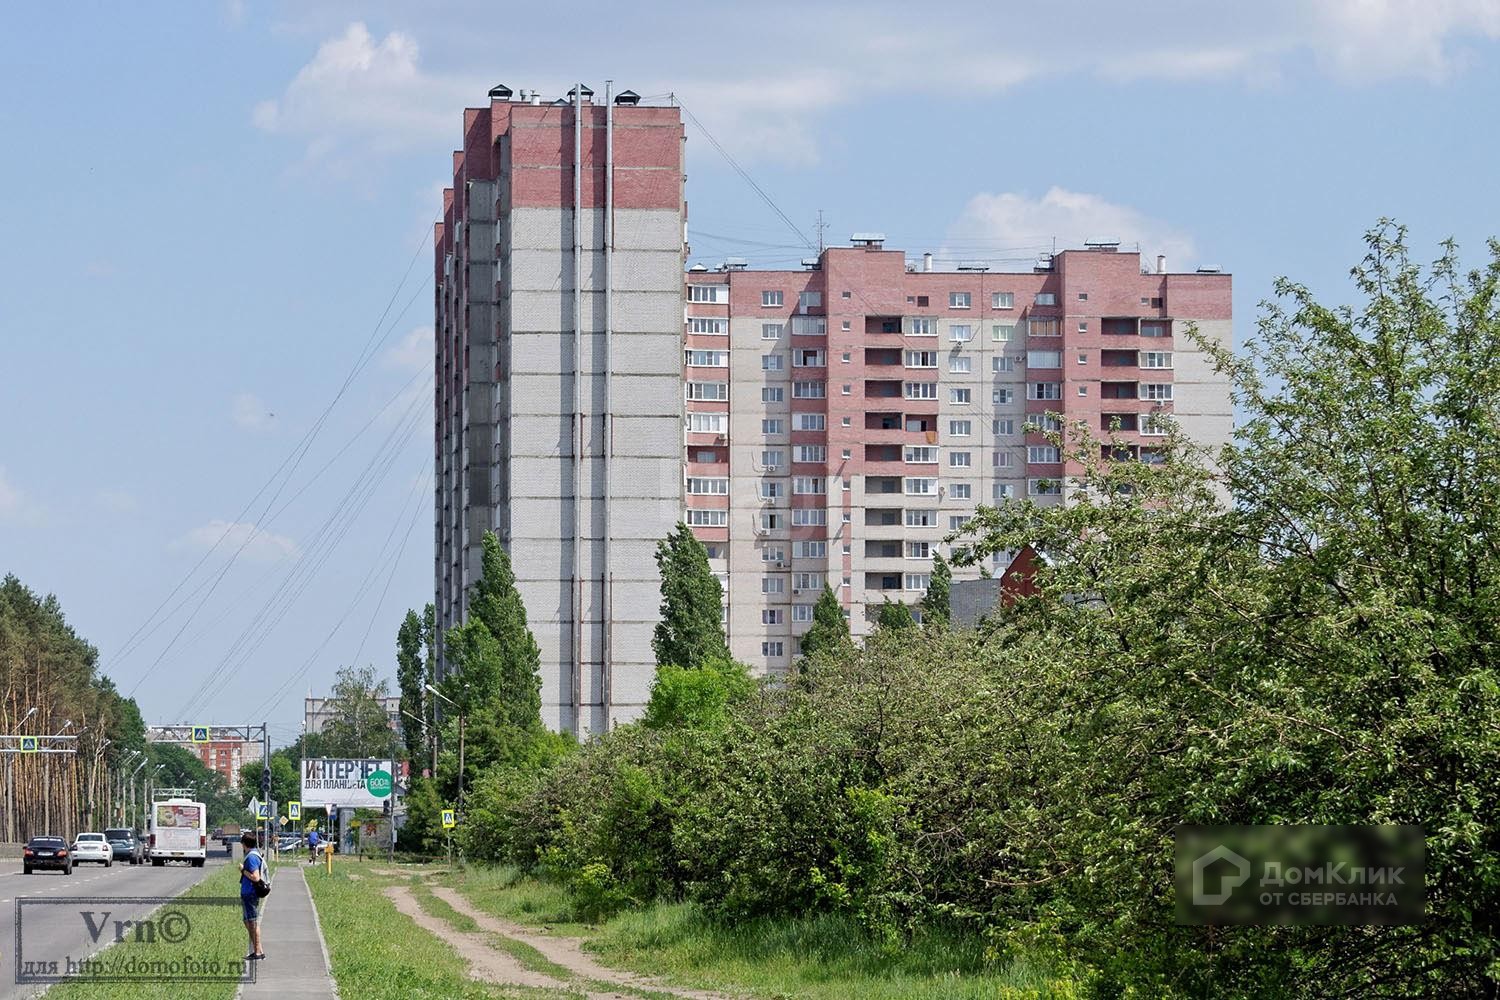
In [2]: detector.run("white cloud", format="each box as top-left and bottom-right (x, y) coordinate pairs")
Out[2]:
(173, 520), (301, 564)
(944, 188), (1198, 270)
(232, 392), (275, 430)
(384, 326), (431, 372)
(255, 7), (1500, 170)
(0, 468), (22, 519)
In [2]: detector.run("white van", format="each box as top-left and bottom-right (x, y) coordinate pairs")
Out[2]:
(148, 798), (207, 867)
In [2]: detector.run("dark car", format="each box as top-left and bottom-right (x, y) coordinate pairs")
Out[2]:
(103, 827), (145, 865)
(23, 836), (72, 875)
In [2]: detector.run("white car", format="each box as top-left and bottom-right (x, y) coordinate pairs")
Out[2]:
(71, 833), (113, 867)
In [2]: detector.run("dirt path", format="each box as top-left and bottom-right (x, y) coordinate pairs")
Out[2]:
(430, 885), (741, 1000)
(383, 885), (562, 991)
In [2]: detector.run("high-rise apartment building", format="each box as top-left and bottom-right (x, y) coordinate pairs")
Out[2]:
(682, 239), (1231, 666)
(435, 85), (686, 735)
(435, 86), (1231, 729)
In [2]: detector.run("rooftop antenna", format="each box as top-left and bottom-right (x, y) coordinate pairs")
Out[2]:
(815, 210), (827, 254)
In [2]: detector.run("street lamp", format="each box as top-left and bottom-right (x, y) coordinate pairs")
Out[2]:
(400, 709), (438, 779)
(12, 707), (36, 733)
(425, 684), (467, 807)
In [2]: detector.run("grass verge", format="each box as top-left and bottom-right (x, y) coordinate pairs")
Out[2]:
(45, 863), (247, 1000)
(305, 861), (574, 999)
(439, 865), (1080, 1000)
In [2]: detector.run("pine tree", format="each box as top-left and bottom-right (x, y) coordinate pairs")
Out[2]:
(396, 609), (425, 763)
(799, 585), (850, 658)
(876, 599), (916, 631)
(920, 553), (952, 627)
(652, 522), (729, 669)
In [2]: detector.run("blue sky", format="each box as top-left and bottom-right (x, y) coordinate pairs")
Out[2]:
(2, 1), (1498, 745)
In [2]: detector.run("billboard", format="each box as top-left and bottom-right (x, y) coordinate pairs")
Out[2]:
(300, 758), (394, 809)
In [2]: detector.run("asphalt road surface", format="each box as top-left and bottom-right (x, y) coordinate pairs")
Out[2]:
(0, 846), (229, 999)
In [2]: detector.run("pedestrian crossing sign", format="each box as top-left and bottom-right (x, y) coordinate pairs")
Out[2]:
(19, 736), (38, 753)
(257, 802), (270, 820)
(441, 809), (456, 829)
(288, 801), (301, 820)
(191, 726), (210, 743)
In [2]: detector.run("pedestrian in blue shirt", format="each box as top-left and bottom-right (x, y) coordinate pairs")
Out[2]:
(307, 827), (320, 865)
(239, 833), (266, 961)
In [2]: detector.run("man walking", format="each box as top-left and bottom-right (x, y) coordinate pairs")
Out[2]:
(239, 832), (267, 961)
(306, 826), (320, 865)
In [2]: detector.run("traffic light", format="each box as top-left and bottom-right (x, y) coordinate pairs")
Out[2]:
(259, 765), (271, 800)
(382, 798), (391, 817)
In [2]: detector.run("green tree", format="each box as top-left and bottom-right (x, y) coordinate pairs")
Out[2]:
(919, 553), (951, 627)
(651, 523), (728, 669)
(642, 657), (754, 731)
(237, 751), (298, 815)
(319, 665), (398, 759)
(454, 532), (542, 732)
(396, 609), (425, 763)
(798, 585), (850, 659)
(875, 599), (916, 631)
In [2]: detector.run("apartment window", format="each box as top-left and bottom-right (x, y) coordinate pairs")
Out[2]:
(792, 603), (814, 622)
(904, 350), (938, 368)
(762, 418), (784, 435)
(905, 573), (931, 591)
(1028, 445), (1060, 464)
(909, 317), (936, 337)
(907, 541), (931, 559)
(842, 320), (852, 331)
(993, 356), (1015, 373)
(904, 446), (938, 464)
(1029, 382), (1062, 401)
(993, 323), (1015, 342)
(841, 416), (852, 426)
(1027, 350), (1061, 368)
(1027, 413), (1063, 433)
(762, 546), (785, 565)
(950, 482), (971, 499)
(950, 324), (973, 343)
(762, 386), (785, 403)
(905, 508), (937, 527)
(949, 356), (972, 374)
(761, 449), (784, 469)
(905, 381), (938, 400)
(1142, 383), (1174, 401)
(793, 476), (826, 494)
(842, 448), (851, 459)
(762, 577), (785, 594)
(686, 349), (728, 367)
(949, 451), (972, 468)
(686, 509), (728, 526)
(793, 380), (826, 398)
(1141, 320), (1171, 338)
(762, 322), (784, 340)
(796, 413), (826, 431)
(760, 481), (784, 501)
(1141, 351), (1173, 369)
(949, 291), (971, 309)
(688, 413), (727, 434)
(794, 445), (827, 463)
(687, 476), (730, 495)
(687, 284), (727, 303)
(796, 540), (828, 558)
(760, 512), (783, 530)
(798, 291), (822, 310)
(949, 388), (972, 404)
(1141, 413), (1170, 436)
(993, 451), (1014, 468)
(793, 349), (826, 367)
(841, 384), (851, 395)
(1029, 478), (1063, 496)
(841, 352), (851, 363)
(685, 381), (728, 401)
(792, 508), (828, 526)
(762, 608), (784, 625)
(993, 482), (1014, 499)
(762, 290), (784, 307)
(793, 572), (821, 591)
(949, 419), (972, 437)
(1028, 318), (1060, 337)
(993, 388), (1015, 405)
(1077, 321), (1088, 333)
(993, 291), (1014, 309)
(762, 354), (785, 371)
(1077, 351), (1088, 365)
(904, 477), (937, 495)
(949, 514), (972, 531)
(792, 316), (827, 336)
(1034, 292), (1057, 306)
(1077, 384), (1088, 396)
(688, 317), (727, 335)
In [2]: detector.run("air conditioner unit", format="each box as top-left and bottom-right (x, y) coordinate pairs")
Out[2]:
(792, 588), (802, 594)
(776, 560), (787, 569)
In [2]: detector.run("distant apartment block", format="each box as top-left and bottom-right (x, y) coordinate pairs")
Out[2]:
(302, 695), (403, 738)
(146, 726), (264, 783)
(681, 240), (1231, 667)
(434, 86), (1231, 730)
(434, 85), (686, 736)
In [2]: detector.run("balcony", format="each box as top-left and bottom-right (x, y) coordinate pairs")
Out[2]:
(865, 444), (902, 463)
(865, 508), (902, 527)
(866, 476), (903, 495)
(865, 347), (902, 366)
(866, 573), (904, 593)
(1101, 381), (1138, 400)
(865, 379), (902, 399)
(866, 411), (902, 431)
(1100, 413), (1139, 432)
(865, 316), (903, 336)
(1101, 349), (1139, 368)
(1101, 317), (1138, 337)
(865, 541), (903, 559)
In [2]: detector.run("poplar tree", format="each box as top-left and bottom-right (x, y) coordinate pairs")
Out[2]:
(876, 599), (916, 631)
(798, 585), (850, 658)
(396, 609), (425, 763)
(652, 522), (728, 669)
(920, 553), (952, 628)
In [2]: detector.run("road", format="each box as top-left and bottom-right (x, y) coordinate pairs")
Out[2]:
(0, 847), (226, 999)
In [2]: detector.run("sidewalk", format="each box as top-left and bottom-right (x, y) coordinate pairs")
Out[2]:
(238, 863), (338, 998)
